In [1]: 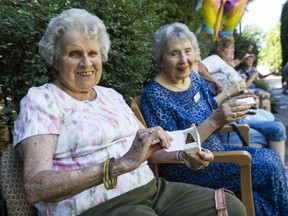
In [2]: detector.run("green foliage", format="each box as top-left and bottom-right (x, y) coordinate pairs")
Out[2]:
(0, 0), (167, 125)
(0, 0), (68, 125)
(281, 1), (288, 67)
(258, 24), (282, 72)
(234, 25), (264, 59)
(0, 0), (262, 126)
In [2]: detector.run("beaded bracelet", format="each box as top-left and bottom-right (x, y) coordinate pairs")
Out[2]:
(103, 157), (118, 190)
(176, 151), (185, 163)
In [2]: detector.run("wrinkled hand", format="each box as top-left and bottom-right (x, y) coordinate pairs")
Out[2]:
(210, 99), (254, 127)
(180, 148), (214, 170)
(227, 81), (246, 97)
(123, 126), (171, 171)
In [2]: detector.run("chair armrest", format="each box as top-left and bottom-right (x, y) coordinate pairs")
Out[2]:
(148, 150), (251, 173)
(218, 124), (250, 146)
(213, 150), (251, 166)
(255, 93), (263, 108)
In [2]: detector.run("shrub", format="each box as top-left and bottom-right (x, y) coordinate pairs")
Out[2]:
(0, 0), (166, 126)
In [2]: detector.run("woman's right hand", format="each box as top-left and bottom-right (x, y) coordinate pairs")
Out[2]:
(181, 148), (214, 170)
(122, 126), (171, 172)
(210, 100), (252, 127)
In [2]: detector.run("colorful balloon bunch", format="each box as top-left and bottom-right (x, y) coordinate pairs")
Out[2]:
(198, 0), (249, 39)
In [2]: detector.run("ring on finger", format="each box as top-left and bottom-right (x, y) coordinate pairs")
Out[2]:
(149, 128), (155, 134)
(232, 112), (237, 118)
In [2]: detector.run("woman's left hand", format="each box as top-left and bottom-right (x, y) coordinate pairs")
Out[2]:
(180, 148), (214, 170)
(234, 80), (247, 94)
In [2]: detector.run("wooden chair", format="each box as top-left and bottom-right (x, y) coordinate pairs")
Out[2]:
(255, 93), (272, 112)
(0, 144), (37, 216)
(0, 126), (36, 216)
(131, 95), (255, 216)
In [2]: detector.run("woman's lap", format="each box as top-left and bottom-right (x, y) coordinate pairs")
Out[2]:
(80, 178), (245, 216)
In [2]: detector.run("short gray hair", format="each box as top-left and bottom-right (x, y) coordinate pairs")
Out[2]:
(152, 22), (199, 64)
(38, 8), (111, 66)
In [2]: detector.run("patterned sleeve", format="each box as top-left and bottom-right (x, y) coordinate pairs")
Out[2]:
(13, 87), (61, 146)
(141, 85), (178, 131)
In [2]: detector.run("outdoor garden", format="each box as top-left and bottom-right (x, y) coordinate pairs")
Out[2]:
(1, 0), (288, 134)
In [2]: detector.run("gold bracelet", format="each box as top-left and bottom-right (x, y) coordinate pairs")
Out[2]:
(108, 157), (117, 188)
(103, 158), (110, 190)
(103, 157), (118, 190)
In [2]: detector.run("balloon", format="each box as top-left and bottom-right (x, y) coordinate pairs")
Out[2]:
(221, 0), (249, 36)
(198, 0), (248, 39)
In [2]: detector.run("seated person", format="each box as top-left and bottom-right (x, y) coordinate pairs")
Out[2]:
(197, 43), (254, 95)
(238, 53), (271, 101)
(141, 22), (288, 216)
(12, 9), (244, 216)
(192, 43), (268, 148)
(199, 36), (286, 164)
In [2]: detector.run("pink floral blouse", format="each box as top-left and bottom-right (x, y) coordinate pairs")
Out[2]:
(13, 83), (154, 215)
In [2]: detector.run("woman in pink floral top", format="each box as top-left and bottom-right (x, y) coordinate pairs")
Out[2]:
(12, 8), (245, 216)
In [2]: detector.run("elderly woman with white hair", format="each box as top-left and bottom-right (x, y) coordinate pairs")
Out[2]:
(141, 22), (288, 216)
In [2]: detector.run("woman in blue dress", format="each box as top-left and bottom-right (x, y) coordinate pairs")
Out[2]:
(141, 22), (288, 216)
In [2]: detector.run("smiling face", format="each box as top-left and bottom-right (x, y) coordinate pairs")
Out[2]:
(53, 29), (102, 100)
(160, 37), (195, 83)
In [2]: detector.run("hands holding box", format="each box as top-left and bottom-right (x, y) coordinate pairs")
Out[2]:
(165, 126), (201, 154)
(236, 96), (257, 106)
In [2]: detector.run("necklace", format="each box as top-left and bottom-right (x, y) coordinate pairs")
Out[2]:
(161, 70), (190, 91)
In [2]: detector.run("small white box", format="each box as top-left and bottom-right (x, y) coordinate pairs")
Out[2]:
(165, 126), (201, 154)
(236, 97), (256, 105)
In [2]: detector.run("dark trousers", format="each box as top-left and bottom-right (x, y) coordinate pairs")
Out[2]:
(80, 177), (246, 216)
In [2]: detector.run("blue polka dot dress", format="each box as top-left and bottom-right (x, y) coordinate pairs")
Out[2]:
(141, 72), (288, 216)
